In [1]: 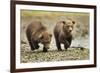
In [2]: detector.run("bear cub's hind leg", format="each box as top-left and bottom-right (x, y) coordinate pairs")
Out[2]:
(64, 41), (70, 50)
(29, 41), (35, 50)
(64, 36), (72, 50)
(34, 42), (40, 49)
(43, 47), (48, 52)
(54, 34), (62, 51)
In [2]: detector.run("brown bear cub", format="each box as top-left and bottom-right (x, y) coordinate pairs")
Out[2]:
(54, 19), (75, 51)
(26, 21), (52, 52)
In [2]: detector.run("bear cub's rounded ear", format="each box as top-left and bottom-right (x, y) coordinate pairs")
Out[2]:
(62, 21), (66, 24)
(50, 34), (52, 37)
(72, 21), (75, 24)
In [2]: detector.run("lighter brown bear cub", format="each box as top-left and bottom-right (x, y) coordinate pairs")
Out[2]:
(54, 19), (75, 51)
(26, 21), (52, 52)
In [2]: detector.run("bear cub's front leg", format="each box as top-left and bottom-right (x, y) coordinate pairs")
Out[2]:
(64, 40), (70, 50)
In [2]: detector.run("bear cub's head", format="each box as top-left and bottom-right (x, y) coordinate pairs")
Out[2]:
(39, 31), (52, 49)
(62, 19), (75, 34)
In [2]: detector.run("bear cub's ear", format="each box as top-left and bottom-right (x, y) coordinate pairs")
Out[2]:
(62, 21), (66, 24)
(72, 21), (75, 24)
(50, 34), (52, 37)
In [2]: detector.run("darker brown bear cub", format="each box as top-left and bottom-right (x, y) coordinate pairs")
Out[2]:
(54, 19), (75, 51)
(26, 21), (52, 52)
